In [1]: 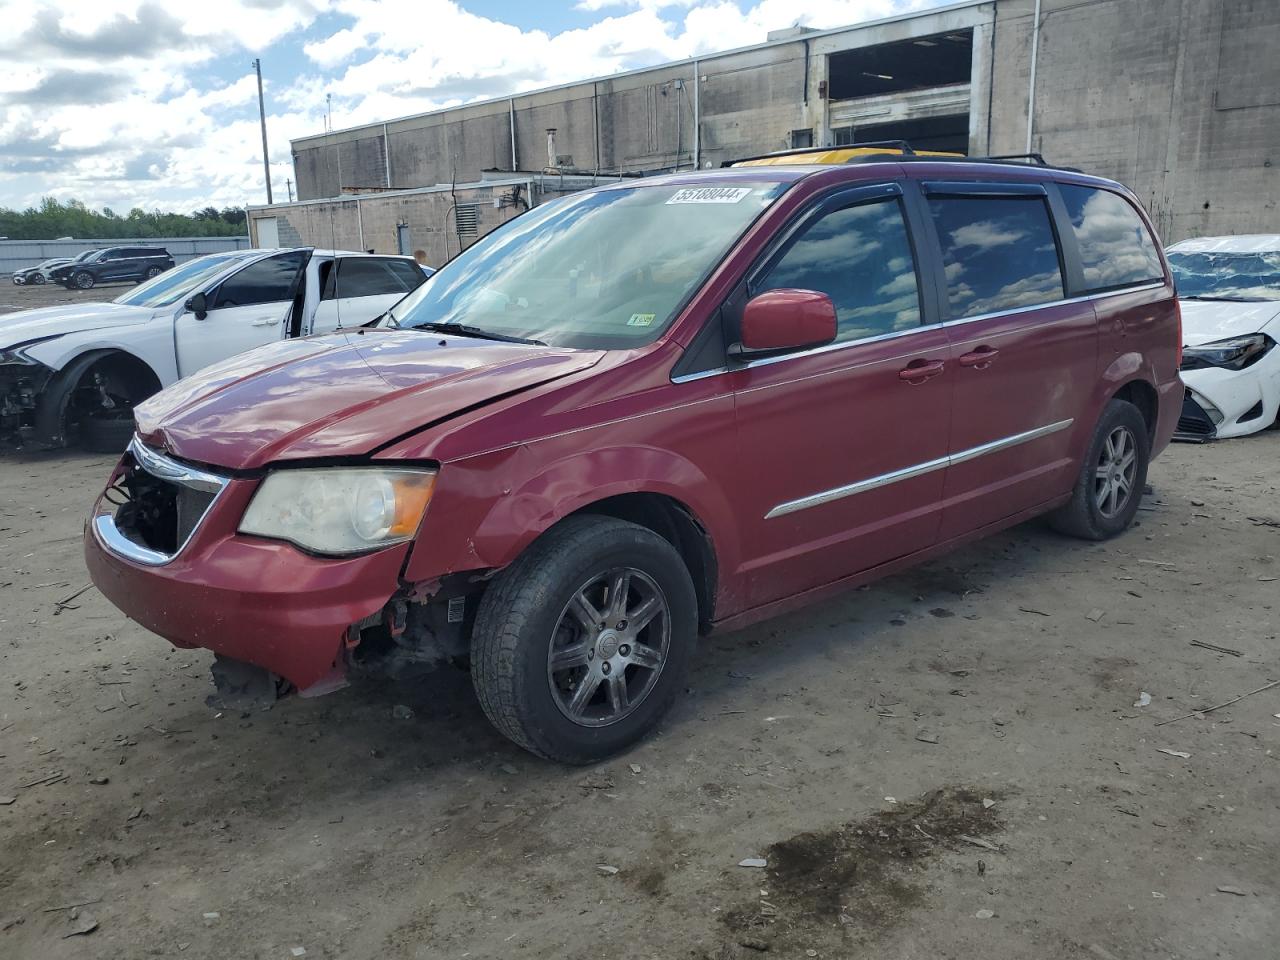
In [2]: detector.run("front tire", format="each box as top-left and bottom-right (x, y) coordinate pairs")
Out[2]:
(33, 274), (46, 285)
(143, 266), (162, 281)
(471, 515), (698, 764)
(72, 271), (95, 289)
(1049, 399), (1150, 540)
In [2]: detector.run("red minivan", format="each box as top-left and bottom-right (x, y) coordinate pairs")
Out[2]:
(85, 157), (1181, 763)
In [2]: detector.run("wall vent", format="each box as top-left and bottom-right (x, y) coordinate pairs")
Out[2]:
(455, 202), (480, 237)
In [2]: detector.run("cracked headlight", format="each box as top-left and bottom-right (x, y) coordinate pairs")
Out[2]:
(239, 468), (436, 555)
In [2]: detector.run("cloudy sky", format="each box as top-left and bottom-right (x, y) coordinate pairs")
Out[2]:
(0, 0), (946, 214)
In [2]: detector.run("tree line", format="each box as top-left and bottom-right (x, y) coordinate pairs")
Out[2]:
(0, 198), (249, 241)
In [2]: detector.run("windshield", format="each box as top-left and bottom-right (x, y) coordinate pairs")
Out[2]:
(36, 259), (65, 269)
(390, 181), (787, 349)
(113, 252), (257, 308)
(1169, 251), (1280, 302)
(72, 251), (97, 263)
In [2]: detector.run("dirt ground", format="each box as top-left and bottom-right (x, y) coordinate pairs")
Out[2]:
(1, 277), (1277, 958)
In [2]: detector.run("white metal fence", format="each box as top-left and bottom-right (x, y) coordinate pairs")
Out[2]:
(1, 236), (251, 277)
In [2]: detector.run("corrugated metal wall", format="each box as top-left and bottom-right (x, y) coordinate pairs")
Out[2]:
(0, 236), (251, 277)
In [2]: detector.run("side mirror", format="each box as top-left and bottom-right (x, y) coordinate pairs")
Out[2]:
(731, 289), (837, 359)
(184, 292), (208, 320)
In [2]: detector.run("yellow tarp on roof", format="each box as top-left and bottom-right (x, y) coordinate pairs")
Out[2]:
(732, 146), (963, 166)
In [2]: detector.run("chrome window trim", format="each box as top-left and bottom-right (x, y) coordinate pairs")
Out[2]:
(764, 418), (1074, 519)
(93, 436), (231, 567)
(669, 280), (1166, 384)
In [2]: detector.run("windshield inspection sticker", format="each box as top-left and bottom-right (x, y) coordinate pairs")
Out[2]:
(666, 186), (753, 205)
(627, 313), (656, 327)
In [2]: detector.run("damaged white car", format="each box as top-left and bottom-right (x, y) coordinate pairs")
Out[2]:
(0, 248), (424, 451)
(1169, 235), (1280, 440)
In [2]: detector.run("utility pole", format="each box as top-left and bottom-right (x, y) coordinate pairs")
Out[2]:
(286, 178), (294, 202)
(326, 93), (333, 133)
(253, 58), (274, 205)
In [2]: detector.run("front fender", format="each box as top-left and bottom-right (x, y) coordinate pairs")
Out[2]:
(23, 323), (178, 386)
(401, 438), (742, 596)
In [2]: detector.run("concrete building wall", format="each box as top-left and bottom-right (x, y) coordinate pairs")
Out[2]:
(286, 0), (1278, 244)
(990, 0), (1279, 241)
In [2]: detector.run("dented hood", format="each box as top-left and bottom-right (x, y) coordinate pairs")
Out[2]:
(134, 329), (603, 469)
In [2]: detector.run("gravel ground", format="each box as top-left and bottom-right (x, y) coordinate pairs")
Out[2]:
(1, 278), (1277, 958)
(0, 279), (120, 315)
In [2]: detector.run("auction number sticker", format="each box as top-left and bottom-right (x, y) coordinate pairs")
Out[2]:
(627, 313), (656, 327)
(666, 186), (753, 204)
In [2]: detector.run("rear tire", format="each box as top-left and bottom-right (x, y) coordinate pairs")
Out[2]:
(470, 515), (698, 764)
(1049, 399), (1149, 540)
(33, 274), (46, 285)
(143, 266), (162, 281)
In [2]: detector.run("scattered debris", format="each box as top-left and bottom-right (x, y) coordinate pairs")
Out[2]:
(982, 798), (996, 809)
(498, 763), (518, 775)
(89, 776), (109, 785)
(914, 731), (939, 744)
(1156, 679), (1280, 727)
(18, 772), (66, 789)
(1086, 608), (1106, 622)
(0, 796), (14, 805)
(929, 608), (955, 618)
(957, 834), (1001, 852)
(1018, 606), (1051, 617)
(975, 909), (994, 919)
(127, 806), (144, 821)
(596, 864), (620, 875)
(629, 763), (642, 774)
(1189, 638), (1246, 660)
(1246, 516), (1280, 527)
(738, 857), (768, 868)
(1134, 692), (1152, 708)
(1157, 748), (1191, 759)
(41, 897), (102, 913)
(578, 773), (615, 791)
(61, 911), (98, 938)
(1216, 885), (1248, 896)
(203, 912), (220, 920)
(53, 583), (95, 615)
(1, 916), (22, 931)
(291, 948), (307, 958)
(739, 937), (770, 952)
(391, 704), (414, 720)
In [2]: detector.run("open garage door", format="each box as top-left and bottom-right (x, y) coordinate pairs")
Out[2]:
(826, 30), (975, 154)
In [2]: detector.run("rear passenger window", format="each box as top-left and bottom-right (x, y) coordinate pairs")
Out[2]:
(332, 258), (421, 298)
(1058, 185), (1163, 291)
(928, 195), (1065, 319)
(754, 198), (921, 342)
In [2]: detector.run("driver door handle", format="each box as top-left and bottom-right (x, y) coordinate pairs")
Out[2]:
(250, 316), (280, 327)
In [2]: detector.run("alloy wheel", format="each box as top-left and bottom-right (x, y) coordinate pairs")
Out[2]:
(1094, 425), (1137, 519)
(547, 567), (671, 728)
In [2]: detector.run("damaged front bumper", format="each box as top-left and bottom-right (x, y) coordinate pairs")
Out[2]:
(0, 346), (56, 445)
(84, 462), (413, 694)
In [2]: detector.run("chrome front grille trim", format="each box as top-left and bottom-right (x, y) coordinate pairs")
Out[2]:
(93, 436), (230, 566)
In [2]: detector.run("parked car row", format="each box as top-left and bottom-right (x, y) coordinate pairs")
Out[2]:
(10, 246), (175, 288)
(78, 152), (1187, 763)
(0, 248), (425, 450)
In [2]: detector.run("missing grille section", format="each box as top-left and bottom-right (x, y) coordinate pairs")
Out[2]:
(105, 451), (218, 558)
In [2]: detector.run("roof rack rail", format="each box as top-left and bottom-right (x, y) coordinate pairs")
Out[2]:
(984, 153), (1048, 165)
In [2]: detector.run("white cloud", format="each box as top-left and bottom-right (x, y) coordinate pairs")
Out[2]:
(0, 0), (940, 213)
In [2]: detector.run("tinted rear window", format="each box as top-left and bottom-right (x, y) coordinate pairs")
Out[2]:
(928, 195), (1065, 319)
(1058, 185), (1163, 291)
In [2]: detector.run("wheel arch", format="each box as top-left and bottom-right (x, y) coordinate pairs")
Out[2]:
(33, 347), (163, 445)
(566, 492), (719, 632)
(1110, 378), (1159, 445)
